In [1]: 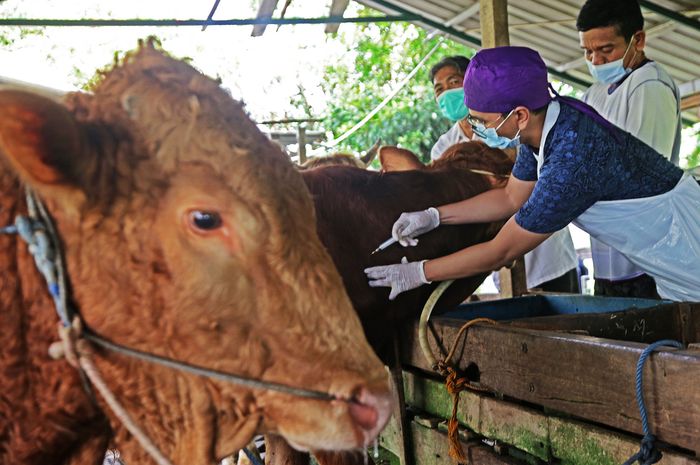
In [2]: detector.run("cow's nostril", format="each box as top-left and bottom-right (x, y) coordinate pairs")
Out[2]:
(348, 397), (379, 431)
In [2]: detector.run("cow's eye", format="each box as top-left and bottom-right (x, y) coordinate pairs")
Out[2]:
(189, 210), (222, 230)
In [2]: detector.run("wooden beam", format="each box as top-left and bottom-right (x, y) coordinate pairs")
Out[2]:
(401, 311), (700, 454)
(681, 92), (700, 111)
(479, 0), (510, 48)
(479, 0), (522, 297)
(325, 0), (350, 34)
(296, 124), (307, 164)
(380, 414), (527, 465)
(389, 333), (414, 465)
(251, 0), (279, 37)
(399, 371), (700, 465)
(503, 302), (694, 344)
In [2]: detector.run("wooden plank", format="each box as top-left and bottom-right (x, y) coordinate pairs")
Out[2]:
(325, 0), (350, 34)
(380, 416), (527, 465)
(401, 319), (700, 454)
(480, 0), (510, 48)
(504, 303), (684, 343)
(677, 303), (700, 345)
(251, 0), (279, 37)
(400, 371), (700, 465)
(403, 371), (550, 461)
(389, 333), (413, 465)
(549, 416), (700, 465)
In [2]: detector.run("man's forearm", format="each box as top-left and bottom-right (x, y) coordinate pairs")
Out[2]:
(437, 187), (520, 225)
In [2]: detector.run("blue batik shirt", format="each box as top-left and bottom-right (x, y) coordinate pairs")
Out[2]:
(512, 102), (683, 234)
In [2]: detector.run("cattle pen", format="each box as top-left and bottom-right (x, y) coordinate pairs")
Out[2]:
(2, 1), (700, 465)
(376, 295), (700, 465)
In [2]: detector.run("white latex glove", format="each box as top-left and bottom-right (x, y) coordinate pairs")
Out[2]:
(364, 257), (431, 300)
(391, 207), (440, 247)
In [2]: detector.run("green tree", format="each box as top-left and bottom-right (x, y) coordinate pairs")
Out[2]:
(688, 129), (700, 169)
(311, 15), (473, 163)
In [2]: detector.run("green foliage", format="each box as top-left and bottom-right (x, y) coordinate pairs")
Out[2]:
(687, 125), (700, 169)
(310, 15), (474, 162)
(0, 26), (44, 47)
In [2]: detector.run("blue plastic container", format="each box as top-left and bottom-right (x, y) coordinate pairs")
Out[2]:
(442, 294), (670, 322)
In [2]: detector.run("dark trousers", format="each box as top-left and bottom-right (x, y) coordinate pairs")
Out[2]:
(535, 268), (580, 293)
(594, 273), (661, 299)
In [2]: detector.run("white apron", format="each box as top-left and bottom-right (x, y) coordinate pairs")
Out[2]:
(538, 100), (700, 301)
(590, 239), (643, 280)
(572, 175), (700, 301)
(526, 100), (578, 289)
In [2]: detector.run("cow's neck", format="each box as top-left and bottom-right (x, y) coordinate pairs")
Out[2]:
(0, 162), (109, 465)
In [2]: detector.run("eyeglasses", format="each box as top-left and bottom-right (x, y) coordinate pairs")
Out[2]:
(467, 110), (514, 138)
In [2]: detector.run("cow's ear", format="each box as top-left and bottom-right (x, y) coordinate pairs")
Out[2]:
(379, 146), (425, 172)
(0, 90), (90, 204)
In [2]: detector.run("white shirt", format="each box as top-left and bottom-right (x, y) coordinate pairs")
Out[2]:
(431, 122), (470, 161)
(583, 61), (681, 164)
(583, 60), (681, 280)
(432, 118), (578, 289)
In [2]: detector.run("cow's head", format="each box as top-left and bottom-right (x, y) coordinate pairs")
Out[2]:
(0, 41), (390, 462)
(379, 141), (514, 187)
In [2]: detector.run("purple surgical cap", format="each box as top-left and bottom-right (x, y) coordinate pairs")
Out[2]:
(464, 46), (552, 113)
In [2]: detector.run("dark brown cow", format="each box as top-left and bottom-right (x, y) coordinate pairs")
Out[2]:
(305, 142), (513, 359)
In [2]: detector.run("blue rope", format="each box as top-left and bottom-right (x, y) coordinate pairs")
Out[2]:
(1, 215), (71, 326)
(622, 339), (684, 465)
(0, 224), (18, 234)
(242, 447), (265, 465)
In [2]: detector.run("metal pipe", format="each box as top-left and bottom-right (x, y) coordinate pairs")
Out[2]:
(201, 0), (221, 31)
(639, 1), (700, 33)
(366, 0), (590, 88)
(0, 15), (420, 27)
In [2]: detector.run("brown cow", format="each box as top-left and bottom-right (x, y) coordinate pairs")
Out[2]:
(305, 141), (513, 359)
(0, 41), (392, 465)
(265, 141), (513, 465)
(299, 140), (380, 170)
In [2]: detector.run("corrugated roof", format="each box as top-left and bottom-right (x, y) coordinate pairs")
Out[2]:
(356, 0), (700, 121)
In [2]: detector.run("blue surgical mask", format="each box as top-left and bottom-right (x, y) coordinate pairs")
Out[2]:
(473, 110), (521, 149)
(437, 88), (469, 122)
(586, 36), (636, 84)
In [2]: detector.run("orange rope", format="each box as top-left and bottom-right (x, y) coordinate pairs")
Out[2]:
(436, 318), (497, 464)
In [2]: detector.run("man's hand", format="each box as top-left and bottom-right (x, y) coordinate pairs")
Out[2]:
(365, 257), (431, 300)
(392, 207), (440, 247)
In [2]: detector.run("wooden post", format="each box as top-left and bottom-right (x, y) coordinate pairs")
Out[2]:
(296, 123), (307, 165)
(479, 0), (510, 48)
(498, 258), (527, 298)
(390, 331), (414, 465)
(480, 0), (527, 296)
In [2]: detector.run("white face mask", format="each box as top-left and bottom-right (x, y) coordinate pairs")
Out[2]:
(586, 35), (637, 84)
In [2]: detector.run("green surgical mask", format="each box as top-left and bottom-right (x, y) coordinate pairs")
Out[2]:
(437, 88), (469, 122)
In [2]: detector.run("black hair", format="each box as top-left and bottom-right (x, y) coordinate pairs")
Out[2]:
(576, 0), (644, 40)
(500, 103), (548, 118)
(530, 104), (549, 115)
(429, 56), (470, 83)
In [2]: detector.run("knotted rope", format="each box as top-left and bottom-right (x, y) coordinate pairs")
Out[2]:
(417, 281), (499, 463)
(622, 339), (684, 465)
(435, 318), (497, 464)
